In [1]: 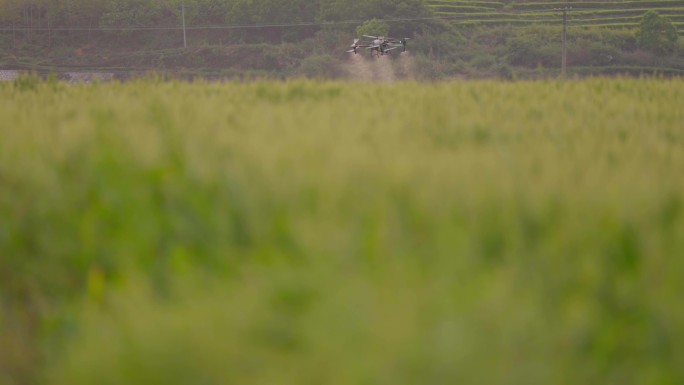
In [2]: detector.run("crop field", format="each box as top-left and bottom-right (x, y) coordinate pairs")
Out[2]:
(427, 0), (684, 34)
(1, 77), (684, 385)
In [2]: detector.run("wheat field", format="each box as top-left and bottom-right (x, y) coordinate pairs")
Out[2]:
(1, 77), (683, 385)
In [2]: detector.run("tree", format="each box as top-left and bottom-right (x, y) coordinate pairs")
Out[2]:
(100, 0), (176, 29)
(356, 19), (389, 38)
(162, 0), (228, 26)
(225, 0), (319, 42)
(636, 10), (678, 56)
(0, 0), (25, 25)
(46, 0), (107, 27)
(319, 0), (432, 36)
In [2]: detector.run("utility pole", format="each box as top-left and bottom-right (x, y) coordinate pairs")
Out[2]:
(555, 7), (571, 78)
(181, 3), (187, 49)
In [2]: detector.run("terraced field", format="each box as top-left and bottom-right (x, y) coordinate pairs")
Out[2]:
(427, 0), (684, 34)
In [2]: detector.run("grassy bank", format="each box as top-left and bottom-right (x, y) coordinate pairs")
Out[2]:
(1, 78), (683, 385)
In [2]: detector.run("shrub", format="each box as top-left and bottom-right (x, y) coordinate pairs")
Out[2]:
(471, 53), (496, 69)
(412, 53), (445, 79)
(676, 38), (684, 58)
(297, 54), (341, 79)
(506, 26), (562, 68)
(495, 62), (514, 80)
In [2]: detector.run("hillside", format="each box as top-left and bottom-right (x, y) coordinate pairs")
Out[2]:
(1, 0), (683, 79)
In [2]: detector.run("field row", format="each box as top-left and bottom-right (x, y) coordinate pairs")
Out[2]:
(428, 0), (684, 11)
(508, 0), (684, 11)
(437, 16), (684, 34)
(432, 12), (684, 24)
(437, 14), (684, 33)
(427, 0), (684, 33)
(428, 0), (684, 10)
(430, 6), (684, 17)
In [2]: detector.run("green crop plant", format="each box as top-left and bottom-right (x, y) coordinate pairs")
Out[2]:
(0, 78), (683, 385)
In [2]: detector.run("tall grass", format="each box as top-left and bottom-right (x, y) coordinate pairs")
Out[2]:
(1, 78), (683, 385)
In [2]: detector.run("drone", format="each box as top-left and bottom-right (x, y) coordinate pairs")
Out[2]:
(347, 35), (411, 57)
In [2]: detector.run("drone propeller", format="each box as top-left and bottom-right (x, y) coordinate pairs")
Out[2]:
(348, 38), (361, 54)
(393, 37), (411, 52)
(363, 35), (387, 41)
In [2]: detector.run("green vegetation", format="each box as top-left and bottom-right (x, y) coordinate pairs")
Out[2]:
(1, 78), (684, 385)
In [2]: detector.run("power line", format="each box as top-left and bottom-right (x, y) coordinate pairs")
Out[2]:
(0, 7), (637, 32)
(4, 6), (679, 77)
(8, 17), (434, 32)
